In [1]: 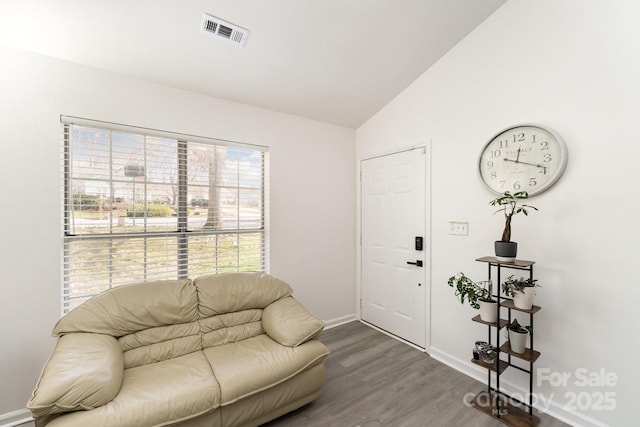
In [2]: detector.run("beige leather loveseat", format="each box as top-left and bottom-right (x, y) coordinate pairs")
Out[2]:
(27, 272), (329, 427)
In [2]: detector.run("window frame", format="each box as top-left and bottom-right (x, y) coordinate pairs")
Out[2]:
(61, 116), (269, 312)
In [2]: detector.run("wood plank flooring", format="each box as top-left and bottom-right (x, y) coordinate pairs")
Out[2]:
(264, 321), (569, 427)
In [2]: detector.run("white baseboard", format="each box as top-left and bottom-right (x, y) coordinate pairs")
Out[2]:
(324, 313), (357, 330)
(429, 346), (609, 427)
(0, 408), (33, 427)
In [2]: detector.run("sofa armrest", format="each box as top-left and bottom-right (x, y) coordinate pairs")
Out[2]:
(27, 333), (124, 418)
(262, 296), (325, 347)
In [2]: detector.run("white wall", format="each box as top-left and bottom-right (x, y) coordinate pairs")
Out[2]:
(357, 1), (638, 426)
(0, 46), (356, 415)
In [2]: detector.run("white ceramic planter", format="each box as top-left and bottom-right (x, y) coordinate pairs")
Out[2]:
(513, 286), (536, 309)
(478, 300), (497, 323)
(509, 329), (528, 354)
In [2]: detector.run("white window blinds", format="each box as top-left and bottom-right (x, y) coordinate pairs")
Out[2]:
(62, 116), (269, 312)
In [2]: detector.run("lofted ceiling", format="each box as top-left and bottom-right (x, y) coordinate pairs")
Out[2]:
(0, 0), (506, 128)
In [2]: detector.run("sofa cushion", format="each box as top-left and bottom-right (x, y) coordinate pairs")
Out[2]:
(203, 334), (329, 406)
(219, 363), (326, 427)
(263, 296), (325, 347)
(119, 321), (202, 369)
(194, 272), (292, 317)
(46, 351), (221, 427)
(53, 279), (198, 337)
(200, 309), (264, 349)
(27, 333), (123, 418)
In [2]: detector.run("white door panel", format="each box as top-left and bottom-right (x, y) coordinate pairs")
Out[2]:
(361, 148), (427, 348)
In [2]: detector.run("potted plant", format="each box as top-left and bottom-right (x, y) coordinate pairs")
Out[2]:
(506, 319), (532, 354)
(448, 273), (497, 323)
(489, 191), (538, 262)
(502, 275), (540, 309)
(475, 341), (499, 364)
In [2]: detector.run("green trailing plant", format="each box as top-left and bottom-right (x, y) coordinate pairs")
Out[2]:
(448, 272), (494, 309)
(501, 275), (540, 297)
(489, 191), (538, 242)
(506, 318), (532, 334)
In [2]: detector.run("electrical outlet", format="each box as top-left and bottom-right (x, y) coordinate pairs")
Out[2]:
(449, 221), (469, 236)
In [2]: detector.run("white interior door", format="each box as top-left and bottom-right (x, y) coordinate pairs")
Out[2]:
(361, 148), (427, 348)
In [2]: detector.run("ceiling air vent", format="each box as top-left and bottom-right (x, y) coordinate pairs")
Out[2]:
(201, 14), (249, 47)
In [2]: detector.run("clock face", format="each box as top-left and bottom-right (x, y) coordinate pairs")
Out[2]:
(479, 124), (568, 196)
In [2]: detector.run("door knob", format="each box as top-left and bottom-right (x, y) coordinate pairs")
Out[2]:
(406, 260), (423, 267)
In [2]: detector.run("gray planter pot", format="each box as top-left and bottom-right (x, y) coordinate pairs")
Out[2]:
(495, 241), (517, 262)
(508, 328), (528, 354)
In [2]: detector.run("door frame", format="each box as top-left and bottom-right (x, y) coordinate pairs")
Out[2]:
(357, 144), (431, 352)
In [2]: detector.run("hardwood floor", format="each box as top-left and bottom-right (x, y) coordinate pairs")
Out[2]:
(264, 321), (569, 427)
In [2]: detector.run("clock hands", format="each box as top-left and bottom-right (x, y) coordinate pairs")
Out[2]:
(504, 158), (541, 167)
(503, 157), (548, 173)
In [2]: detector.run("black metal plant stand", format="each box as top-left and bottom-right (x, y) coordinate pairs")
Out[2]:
(469, 256), (541, 427)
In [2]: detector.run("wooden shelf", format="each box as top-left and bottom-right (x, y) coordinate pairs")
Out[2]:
(476, 256), (535, 268)
(500, 342), (541, 363)
(472, 314), (508, 329)
(500, 299), (542, 314)
(471, 391), (541, 427)
(471, 358), (509, 375)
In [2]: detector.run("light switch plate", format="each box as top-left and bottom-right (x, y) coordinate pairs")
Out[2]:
(449, 221), (469, 236)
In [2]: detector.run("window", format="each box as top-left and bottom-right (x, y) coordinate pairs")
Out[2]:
(62, 116), (269, 312)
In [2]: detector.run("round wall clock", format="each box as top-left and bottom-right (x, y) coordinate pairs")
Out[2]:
(478, 124), (568, 196)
